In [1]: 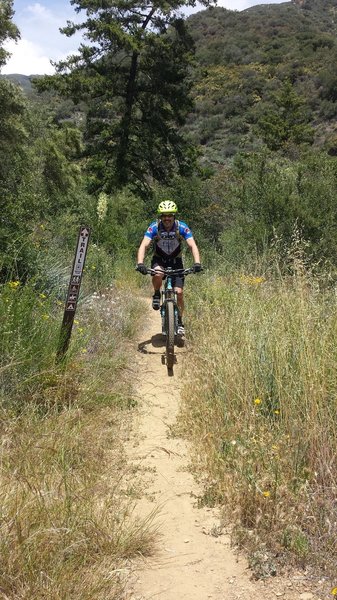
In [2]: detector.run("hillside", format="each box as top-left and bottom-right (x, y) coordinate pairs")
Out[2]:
(0, 73), (34, 92)
(185, 0), (337, 165)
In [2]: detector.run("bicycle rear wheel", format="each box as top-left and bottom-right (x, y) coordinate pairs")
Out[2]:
(165, 301), (175, 370)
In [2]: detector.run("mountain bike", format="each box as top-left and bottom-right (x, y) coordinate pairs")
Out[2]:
(144, 266), (198, 371)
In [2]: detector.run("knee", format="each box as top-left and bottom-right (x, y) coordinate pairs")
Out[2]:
(176, 288), (183, 300)
(152, 271), (164, 284)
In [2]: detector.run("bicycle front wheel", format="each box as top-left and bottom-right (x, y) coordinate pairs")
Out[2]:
(165, 301), (175, 370)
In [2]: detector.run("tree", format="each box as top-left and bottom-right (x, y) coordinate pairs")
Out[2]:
(37, 0), (213, 195)
(0, 0), (20, 70)
(0, 4), (29, 278)
(255, 80), (314, 151)
(0, 3), (86, 281)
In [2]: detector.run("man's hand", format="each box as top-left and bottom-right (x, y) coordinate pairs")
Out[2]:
(136, 263), (147, 275)
(193, 263), (202, 273)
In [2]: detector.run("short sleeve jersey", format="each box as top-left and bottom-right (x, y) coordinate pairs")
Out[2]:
(144, 220), (193, 241)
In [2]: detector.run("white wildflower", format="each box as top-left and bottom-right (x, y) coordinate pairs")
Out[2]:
(97, 192), (108, 222)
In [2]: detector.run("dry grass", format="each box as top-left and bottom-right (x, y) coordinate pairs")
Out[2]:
(0, 287), (156, 599)
(180, 261), (337, 580)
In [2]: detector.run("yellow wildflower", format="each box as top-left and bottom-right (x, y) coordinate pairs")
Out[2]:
(274, 409), (280, 415)
(39, 293), (47, 299)
(42, 314), (50, 320)
(81, 348), (88, 354)
(331, 588), (337, 596)
(239, 275), (265, 285)
(254, 398), (262, 405)
(8, 281), (20, 289)
(250, 276), (265, 285)
(263, 491), (270, 498)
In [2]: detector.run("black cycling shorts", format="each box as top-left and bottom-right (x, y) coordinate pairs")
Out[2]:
(151, 256), (185, 288)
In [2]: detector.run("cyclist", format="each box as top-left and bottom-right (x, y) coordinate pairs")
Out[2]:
(136, 200), (202, 336)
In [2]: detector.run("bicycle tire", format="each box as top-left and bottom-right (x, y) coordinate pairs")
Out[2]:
(165, 301), (175, 370)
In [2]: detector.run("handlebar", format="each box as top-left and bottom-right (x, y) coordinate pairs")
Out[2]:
(138, 266), (202, 276)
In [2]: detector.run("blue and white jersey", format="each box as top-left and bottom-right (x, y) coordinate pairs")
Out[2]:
(144, 220), (193, 241)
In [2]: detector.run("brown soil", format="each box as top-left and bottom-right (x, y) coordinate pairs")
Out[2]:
(127, 301), (327, 600)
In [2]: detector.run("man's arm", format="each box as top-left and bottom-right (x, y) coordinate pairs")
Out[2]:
(186, 237), (201, 264)
(137, 236), (152, 264)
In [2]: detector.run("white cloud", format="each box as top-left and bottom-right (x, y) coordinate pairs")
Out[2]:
(23, 3), (66, 52)
(2, 1), (82, 75)
(27, 2), (50, 17)
(3, 38), (55, 75)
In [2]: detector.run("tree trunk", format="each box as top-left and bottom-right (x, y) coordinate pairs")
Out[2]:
(115, 8), (156, 186)
(115, 50), (139, 186)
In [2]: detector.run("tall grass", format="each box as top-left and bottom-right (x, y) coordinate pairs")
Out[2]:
(0, 281), (63, 410)
(0, 276), (155, 598)
(181, 255), (337, 577)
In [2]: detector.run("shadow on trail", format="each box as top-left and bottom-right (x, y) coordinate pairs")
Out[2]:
(138, 334), (165, 354)
(138, 334), (185, 355)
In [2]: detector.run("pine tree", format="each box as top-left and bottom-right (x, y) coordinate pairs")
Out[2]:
(38, 0), (213, 194)
(256, 80), (314, 151)
(0, 0), (20, 69)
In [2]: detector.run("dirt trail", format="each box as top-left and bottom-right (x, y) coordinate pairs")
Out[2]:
(128, 301), (320, 600)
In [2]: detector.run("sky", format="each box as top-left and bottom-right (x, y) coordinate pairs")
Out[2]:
(2, 0), (286, 75)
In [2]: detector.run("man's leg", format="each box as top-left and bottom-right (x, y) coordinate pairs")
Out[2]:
(152, 266), (164, 310)
(152, 267), (164, 292)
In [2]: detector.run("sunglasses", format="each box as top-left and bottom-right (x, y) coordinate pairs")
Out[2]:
(161, 214), (175, 218)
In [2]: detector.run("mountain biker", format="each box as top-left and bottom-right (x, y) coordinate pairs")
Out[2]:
(136, 200), (202, 336)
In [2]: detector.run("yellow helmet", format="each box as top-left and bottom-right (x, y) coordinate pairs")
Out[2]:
(157, 200), (178, 214)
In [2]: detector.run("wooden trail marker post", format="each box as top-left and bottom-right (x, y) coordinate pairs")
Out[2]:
(56, 225), (90, 361)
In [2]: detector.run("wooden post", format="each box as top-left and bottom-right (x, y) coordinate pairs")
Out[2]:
(56, 225), (90, 361)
